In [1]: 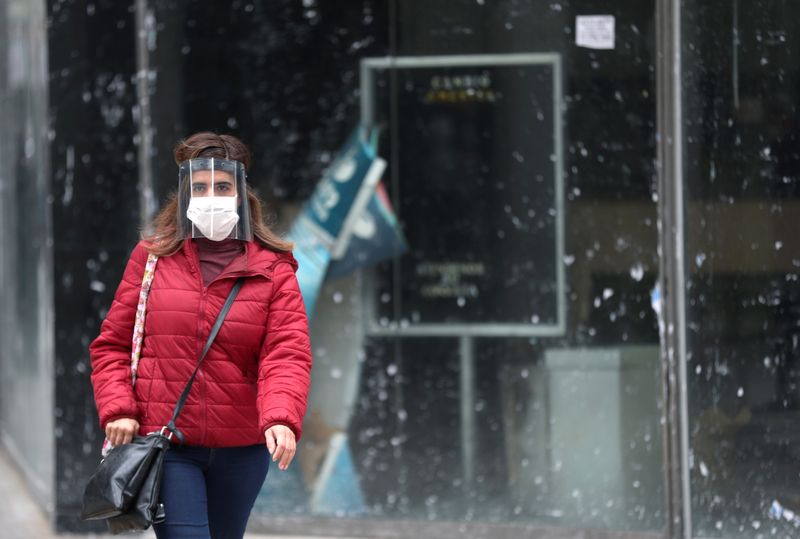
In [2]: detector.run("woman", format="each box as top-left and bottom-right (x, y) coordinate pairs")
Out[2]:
(89, 132), (312, 538)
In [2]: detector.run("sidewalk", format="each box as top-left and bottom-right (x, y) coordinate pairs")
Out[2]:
(0, 444), (353, 539)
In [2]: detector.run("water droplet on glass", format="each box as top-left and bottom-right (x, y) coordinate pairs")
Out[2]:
(630, 263), (645, 282)
(695, 253), (706, 267)
(90, 280), (106, 292)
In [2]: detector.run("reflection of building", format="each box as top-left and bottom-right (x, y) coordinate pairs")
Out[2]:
(1, 1), (799, 538)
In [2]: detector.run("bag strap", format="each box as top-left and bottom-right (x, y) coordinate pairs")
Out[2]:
(102, 252), (159, 458)
(131, 253), (159, 386)
(163, 278), (245, 444)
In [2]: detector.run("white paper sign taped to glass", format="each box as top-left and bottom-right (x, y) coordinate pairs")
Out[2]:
(575, 15), (615, 50)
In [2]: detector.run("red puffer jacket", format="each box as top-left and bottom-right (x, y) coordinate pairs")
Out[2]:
(89, 239), (312, 447)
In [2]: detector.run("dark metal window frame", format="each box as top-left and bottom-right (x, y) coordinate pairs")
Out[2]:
(656, 1), (691, 538)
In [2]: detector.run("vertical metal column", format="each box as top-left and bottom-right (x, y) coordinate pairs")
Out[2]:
(460, 335), (476, 493)
(655, 1), (691, 538)
(732, 0), (740, 110)
(135, 0), (157, 229)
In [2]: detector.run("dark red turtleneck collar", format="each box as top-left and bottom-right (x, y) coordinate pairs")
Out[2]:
(193, 237), (245, 286)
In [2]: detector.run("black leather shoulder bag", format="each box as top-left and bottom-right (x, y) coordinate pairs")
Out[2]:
(81, 278), (244, 533)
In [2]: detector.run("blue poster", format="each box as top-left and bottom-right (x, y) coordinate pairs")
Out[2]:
(264, 128), (403, 517)
(287, 127), (387, 316)
(327, 182), (407, 279)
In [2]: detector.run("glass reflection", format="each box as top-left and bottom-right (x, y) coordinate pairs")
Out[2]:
(684, 0), (800, 537)
(148, 0), (664, 533)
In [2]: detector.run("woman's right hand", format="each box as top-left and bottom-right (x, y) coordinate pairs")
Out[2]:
(105, 418), (140, 447)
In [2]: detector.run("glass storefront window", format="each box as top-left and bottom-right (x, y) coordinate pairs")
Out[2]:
(296, 1), (665, 533)
(146, 0), (665, 535)
(25, 0), (800, 534)
(683, 1), (800, 537)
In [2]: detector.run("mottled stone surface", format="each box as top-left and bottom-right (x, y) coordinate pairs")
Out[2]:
(47, 0), (139, 531)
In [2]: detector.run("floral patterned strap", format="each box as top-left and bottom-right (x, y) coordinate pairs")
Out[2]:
(101, 252), (158, 457)
(131, 253), (159, 385)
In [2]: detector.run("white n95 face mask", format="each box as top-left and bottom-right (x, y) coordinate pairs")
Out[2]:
(186, 196), (240, 241)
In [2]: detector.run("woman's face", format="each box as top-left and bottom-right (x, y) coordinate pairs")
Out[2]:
(190, 170), (236, 197)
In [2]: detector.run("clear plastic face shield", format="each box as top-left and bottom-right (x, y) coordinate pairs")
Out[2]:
(177, 158), (253, 242)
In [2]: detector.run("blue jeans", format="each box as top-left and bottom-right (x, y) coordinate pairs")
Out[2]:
(153, 444), (269, 539)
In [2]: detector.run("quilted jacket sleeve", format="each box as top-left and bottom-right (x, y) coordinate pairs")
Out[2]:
(88, 241), (148, 429)
(257, 257), (312, 440)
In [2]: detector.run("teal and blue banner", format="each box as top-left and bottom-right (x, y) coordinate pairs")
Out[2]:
(265, 129), (404, 517)
(327, 182), (406, 279)
(288, 127), (405, 316)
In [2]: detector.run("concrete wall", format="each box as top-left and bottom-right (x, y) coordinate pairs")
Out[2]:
(0, 0), (55, 514)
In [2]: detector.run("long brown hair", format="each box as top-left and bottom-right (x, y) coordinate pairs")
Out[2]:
(143, 132), (293, 256)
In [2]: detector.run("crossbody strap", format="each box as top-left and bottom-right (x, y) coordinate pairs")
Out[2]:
(131, 253), (159, 386)
(163, 278), (245, 444)
(102, 252), (160, 458)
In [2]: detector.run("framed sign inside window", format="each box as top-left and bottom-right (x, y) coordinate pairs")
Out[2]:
(361, 54), (565, 337)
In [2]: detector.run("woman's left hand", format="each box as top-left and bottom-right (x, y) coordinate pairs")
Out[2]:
(264, 425), (296, 471)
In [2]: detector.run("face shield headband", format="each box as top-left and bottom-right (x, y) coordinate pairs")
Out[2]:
(176, 157), (253, 242)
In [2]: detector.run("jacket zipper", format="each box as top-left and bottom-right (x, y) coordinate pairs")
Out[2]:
(198, 287), (208, 447)
(187, 242), (211, 447)
(183, 239), (274, 446)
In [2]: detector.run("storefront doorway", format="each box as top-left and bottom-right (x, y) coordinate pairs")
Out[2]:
(135, 1), (800, 538)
